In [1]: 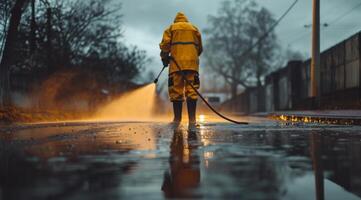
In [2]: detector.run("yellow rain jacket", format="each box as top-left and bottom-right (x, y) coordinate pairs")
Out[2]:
(160, 12), (203, 74)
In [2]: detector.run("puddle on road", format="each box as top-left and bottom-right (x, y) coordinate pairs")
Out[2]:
(195, 124), (361, 200)
(1, 122), (361, 200)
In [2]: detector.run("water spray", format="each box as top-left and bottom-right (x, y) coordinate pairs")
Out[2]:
(154, 57), (248, 125)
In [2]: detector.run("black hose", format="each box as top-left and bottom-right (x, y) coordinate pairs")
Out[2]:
(170, 57), (248, 125)
(154, 66), (166, 84)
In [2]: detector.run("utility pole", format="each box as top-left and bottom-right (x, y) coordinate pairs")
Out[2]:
(311, 0), (320, 108)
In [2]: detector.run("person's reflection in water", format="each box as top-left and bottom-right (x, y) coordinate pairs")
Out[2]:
(162, 127), (201, 198)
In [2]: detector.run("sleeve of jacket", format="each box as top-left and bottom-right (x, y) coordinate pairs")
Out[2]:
(195, 28), (203, 56)
(159, 26), (172, 54)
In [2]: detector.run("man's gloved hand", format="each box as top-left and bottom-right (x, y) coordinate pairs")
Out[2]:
(160, 51), (170, 67)
(162, 57), (170, 67)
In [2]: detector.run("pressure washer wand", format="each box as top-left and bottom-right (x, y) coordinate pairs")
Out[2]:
(153, 66), (167, 84)
(169, 56), (249, 125)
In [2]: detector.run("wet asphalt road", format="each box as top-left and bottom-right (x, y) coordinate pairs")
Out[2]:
(1, 117), (361, 200)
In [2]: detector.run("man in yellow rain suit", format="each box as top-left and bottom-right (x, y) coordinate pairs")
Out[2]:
(159, 12), (203, 124)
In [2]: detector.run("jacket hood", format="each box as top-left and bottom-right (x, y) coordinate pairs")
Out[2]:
(174, 12), (188, 23)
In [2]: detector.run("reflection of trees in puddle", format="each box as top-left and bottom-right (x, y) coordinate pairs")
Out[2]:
(0, 123), (159, 199)
(162, 128), (201, 198)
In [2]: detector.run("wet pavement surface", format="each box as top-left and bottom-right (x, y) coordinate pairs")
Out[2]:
(1, 117), (361, 200)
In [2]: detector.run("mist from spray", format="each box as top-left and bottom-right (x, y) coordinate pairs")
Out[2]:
(94, 84), (158, 121)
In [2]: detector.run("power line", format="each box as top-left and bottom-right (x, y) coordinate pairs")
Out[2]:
(321, 1), (347, 23)
(328, 1), (361, 25)
(286, 1), (361, 46)
(238, 0), (299, 60)
(241, 0), (360, 54)
(321, 1), (361, 43)
(287, 0), (361, 47)
(287, 24), (335, 46)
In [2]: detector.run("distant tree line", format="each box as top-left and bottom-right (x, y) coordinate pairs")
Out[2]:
(0, 0), (148, 108)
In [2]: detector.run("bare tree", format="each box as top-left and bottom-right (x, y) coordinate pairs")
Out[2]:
(247, 7), (279, 87)
(204, 0), (279, 98)
(0, 0), (28, 107)
(0, 0), (14, 58)
(0, 0), (149, 110)
(30, 0), (36, 53)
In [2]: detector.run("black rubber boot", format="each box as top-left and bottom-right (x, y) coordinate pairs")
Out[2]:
(172, 101), (183, 123)
(187, 99), (197, 124)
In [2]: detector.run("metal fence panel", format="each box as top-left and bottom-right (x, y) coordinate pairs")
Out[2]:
(304, 59), (312, 98)
(257, 87), (266, 112)
(321, 50), (333, 94)
(335, 65), (345, 90)
(326, 50), (334, 93)
(278, 76), (289, 110)
(346, 34), (360, 62)
(301, 60), (312, 98)
(265, 84), (274, 112)
(236, 93), (247, 113)
(333, 41), (345, 66)
(345, 60), (360, 88)
(321, 52), (327, 73)
(321, 52), (327, 94)
(249, 90), (258, 113)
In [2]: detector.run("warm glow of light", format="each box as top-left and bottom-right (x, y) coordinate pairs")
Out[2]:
(183, 148), (190, 163)
(280, 115), (287, 121)
(204, 151), (214, 159)
(198, 114), (206, 123)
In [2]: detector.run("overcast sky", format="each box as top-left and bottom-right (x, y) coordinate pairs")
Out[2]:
(119, 0), (361, 78)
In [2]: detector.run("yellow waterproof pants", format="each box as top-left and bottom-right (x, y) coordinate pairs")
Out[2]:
(168, 70), (200, 102)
